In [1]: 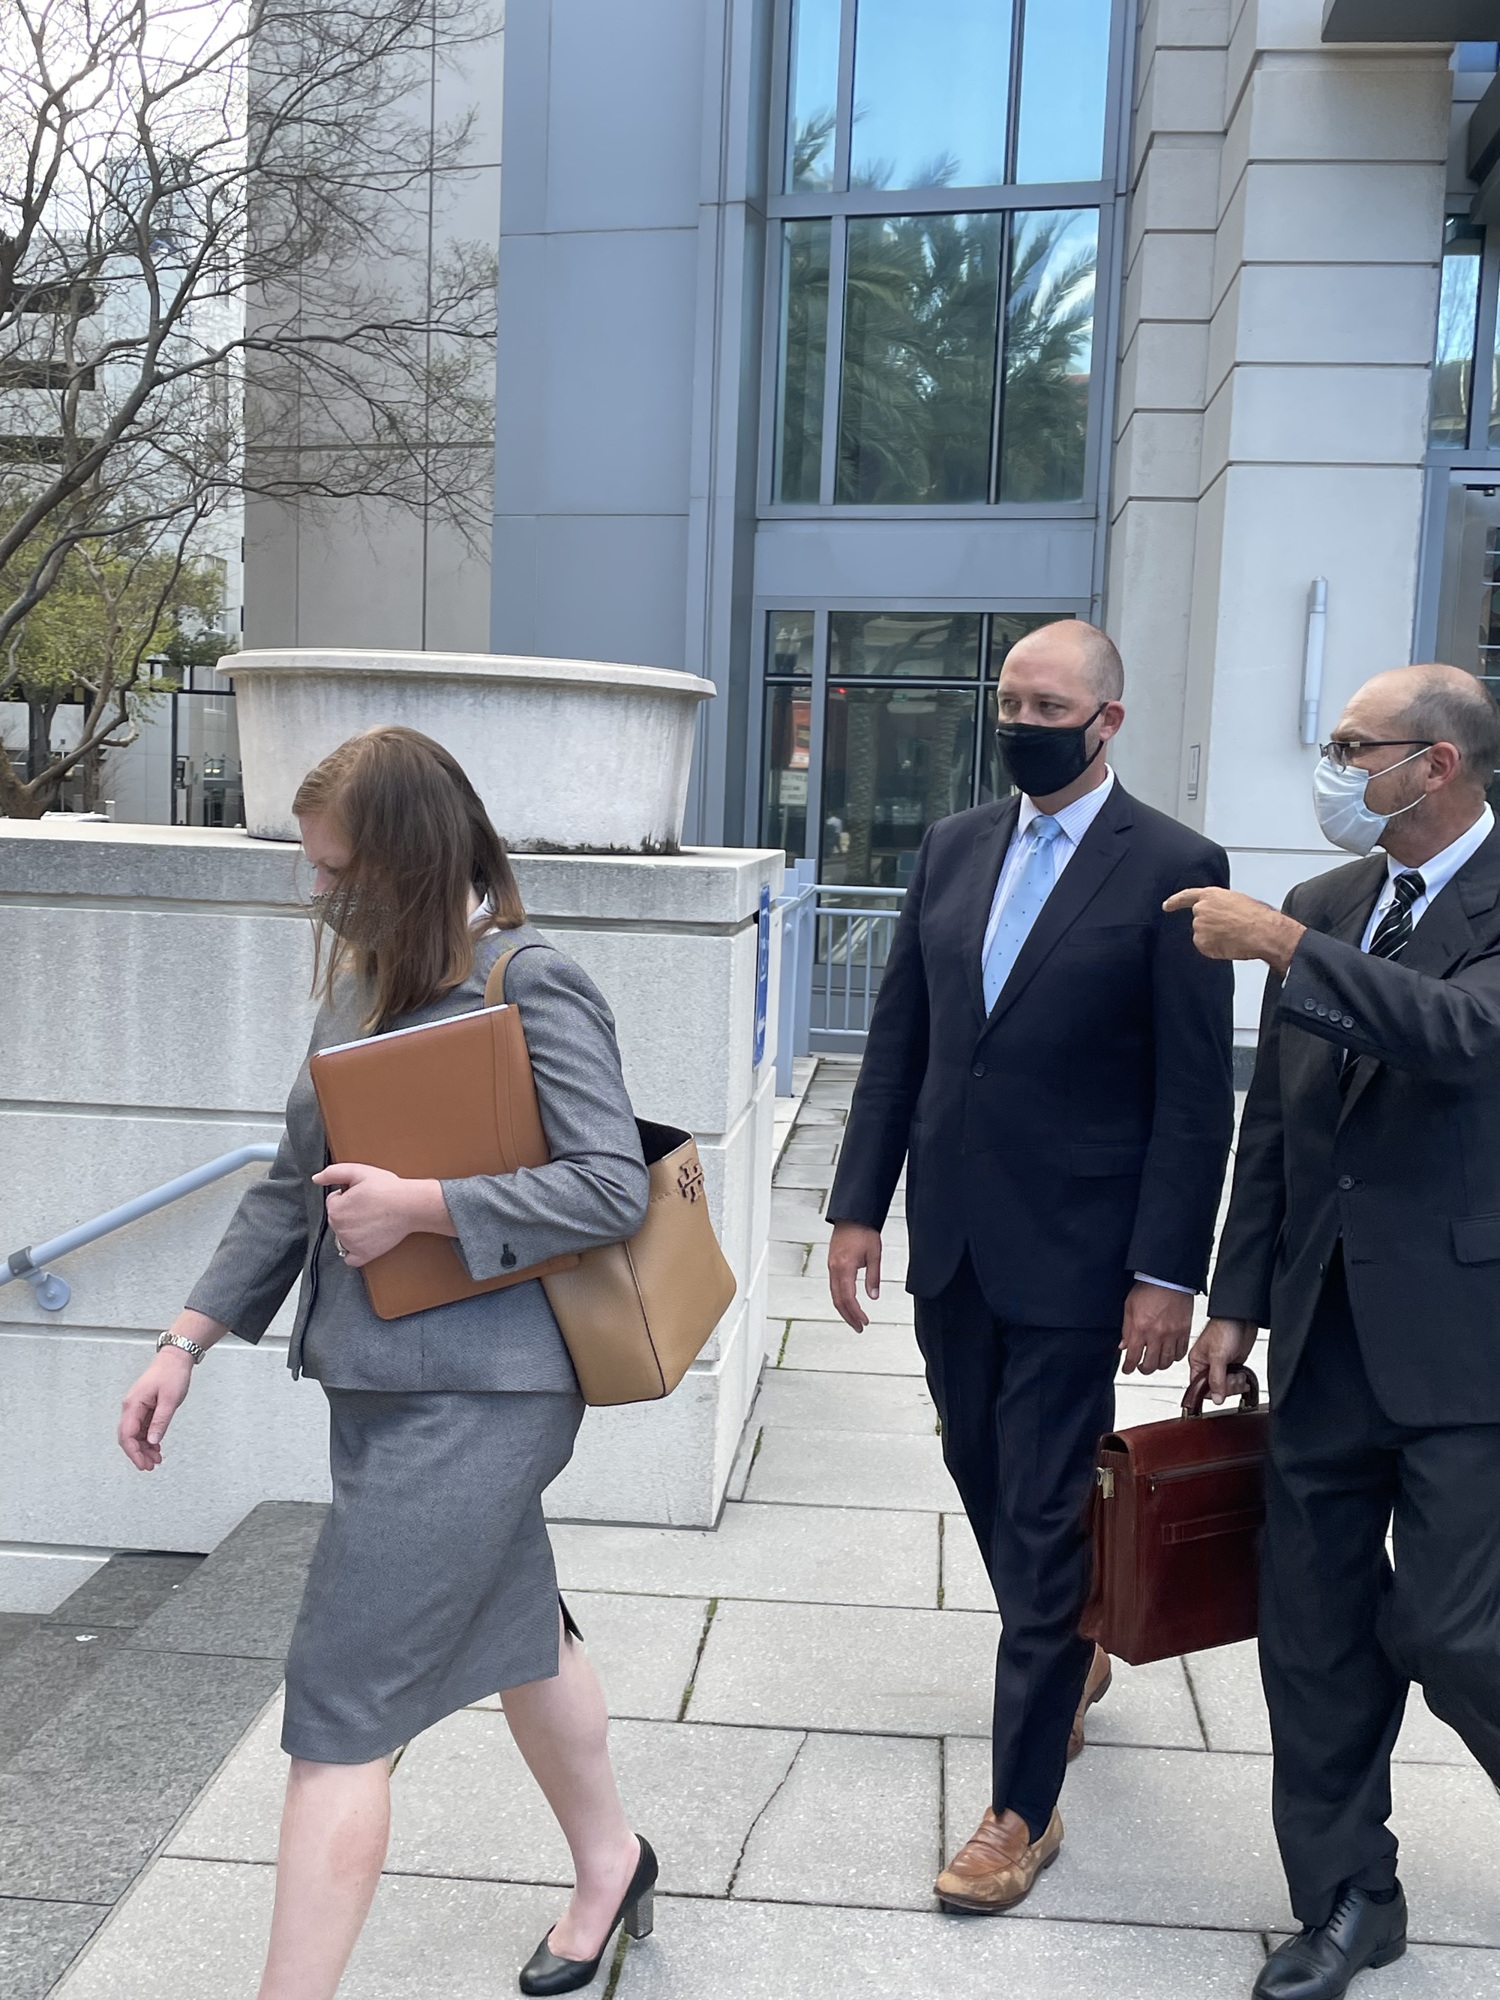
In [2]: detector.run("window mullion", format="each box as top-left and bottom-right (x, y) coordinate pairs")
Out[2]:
(833, 0), (857, 192)
(1005, 0), (1027, 187)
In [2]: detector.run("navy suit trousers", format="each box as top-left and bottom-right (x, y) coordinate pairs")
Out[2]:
(914, 1253), (1118, 1838)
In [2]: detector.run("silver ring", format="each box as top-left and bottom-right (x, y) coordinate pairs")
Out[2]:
(335, 1240), (347, 1261)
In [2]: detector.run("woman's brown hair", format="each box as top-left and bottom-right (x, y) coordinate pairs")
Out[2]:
(292, 726), (526, 1032)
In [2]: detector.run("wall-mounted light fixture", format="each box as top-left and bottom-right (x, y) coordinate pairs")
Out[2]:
(1301, 577), (1328, 747)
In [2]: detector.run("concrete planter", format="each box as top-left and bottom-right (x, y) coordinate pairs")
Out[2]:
(220, 649), (715, 850)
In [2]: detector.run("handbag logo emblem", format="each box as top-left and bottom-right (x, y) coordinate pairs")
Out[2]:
(677, 1159), (705, 1204)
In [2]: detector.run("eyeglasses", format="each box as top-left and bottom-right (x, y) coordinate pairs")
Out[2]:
(1319, 738), (1434, 769)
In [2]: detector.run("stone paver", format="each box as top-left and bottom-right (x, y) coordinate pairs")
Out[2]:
(688, 1599), (997, 1737)
(388, 1712), (802, 1897)
(778, 1318), (925, 1375)
(467, 1591), (709, 1723)
(733, 1732), (941, 1910)
(552, 1502), (939, 1610)
(744, 1425), (961, 1512)
(53, 1059), (1500, 1998)
(752, 1365), (935, 1434)
(613, 1899), (1268, 2000)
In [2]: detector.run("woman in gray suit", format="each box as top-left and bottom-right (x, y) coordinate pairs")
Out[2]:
(117, 726), (656, 1999)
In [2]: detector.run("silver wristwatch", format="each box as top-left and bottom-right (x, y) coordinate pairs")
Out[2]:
(157, 1331), (206, 1365)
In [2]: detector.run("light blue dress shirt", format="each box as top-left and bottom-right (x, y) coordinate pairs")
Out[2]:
(979, 768), (1189, 1297)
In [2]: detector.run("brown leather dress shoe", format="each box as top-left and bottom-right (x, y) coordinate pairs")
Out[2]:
(934, 1806), (1063, 1913)
(1067, 1643), (1113, 1761)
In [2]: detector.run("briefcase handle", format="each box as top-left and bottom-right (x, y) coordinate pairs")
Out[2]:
(1181, 1368), (1259, 1418)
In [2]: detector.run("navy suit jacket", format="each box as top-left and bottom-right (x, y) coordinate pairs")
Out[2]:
(827, 779), (1236, 1326)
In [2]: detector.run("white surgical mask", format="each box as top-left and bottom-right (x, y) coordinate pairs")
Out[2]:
(1312, 749), (1427, 856)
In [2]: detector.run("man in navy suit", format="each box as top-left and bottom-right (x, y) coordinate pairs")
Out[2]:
(827, 619), (1234, 1912)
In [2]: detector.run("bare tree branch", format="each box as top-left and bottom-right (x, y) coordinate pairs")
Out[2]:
(1, 0), (498, 812)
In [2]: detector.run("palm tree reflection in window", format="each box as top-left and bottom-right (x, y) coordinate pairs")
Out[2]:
(997, 210), (1098, 502)
(832, 206), (1097, 506)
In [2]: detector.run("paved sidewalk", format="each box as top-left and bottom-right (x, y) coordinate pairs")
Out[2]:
(53, 1061), (1500, 1998)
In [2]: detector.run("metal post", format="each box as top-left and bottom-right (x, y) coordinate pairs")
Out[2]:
(792, 859), (816, 1060)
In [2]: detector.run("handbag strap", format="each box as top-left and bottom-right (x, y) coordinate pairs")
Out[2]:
(483, 937), (548, 1009)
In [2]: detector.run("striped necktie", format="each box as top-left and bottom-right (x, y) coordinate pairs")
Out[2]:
(1367, 869), (1425, 960)
(1338, 869), (1424, 1090)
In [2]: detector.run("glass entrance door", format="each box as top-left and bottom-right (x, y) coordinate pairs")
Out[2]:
(1433, 476), (1500, 700)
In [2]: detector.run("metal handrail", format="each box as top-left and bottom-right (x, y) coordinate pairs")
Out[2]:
(2, 1144), (280, 1311)
(774, 860), (819, 1095)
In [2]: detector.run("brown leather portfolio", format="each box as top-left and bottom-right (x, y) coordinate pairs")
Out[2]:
(309, 1003), (579, 1321)
(1080, 1371), (1270, 1665)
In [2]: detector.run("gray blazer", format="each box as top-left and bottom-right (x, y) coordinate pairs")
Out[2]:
(187, 926), (649, 1392)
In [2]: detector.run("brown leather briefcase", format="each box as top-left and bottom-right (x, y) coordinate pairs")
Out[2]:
(1081, 1370), (1269, 1665)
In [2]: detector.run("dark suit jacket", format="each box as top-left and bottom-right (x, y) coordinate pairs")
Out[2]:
(827, 780), (1236, 1326)
(1208, 824), (1500, 1425)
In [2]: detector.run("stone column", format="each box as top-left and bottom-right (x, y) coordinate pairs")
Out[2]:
(1107, 0), (1232, 814)
(1190, 5), (1449, 1035)
(1109, 1), (1451, 1039)
(0, 823), (779, 1610)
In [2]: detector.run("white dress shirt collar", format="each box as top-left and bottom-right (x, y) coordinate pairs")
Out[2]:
(1381, 803), (1493, 902)
(1360, 802), (1494, 949)
(1016, 764), (1115, 849)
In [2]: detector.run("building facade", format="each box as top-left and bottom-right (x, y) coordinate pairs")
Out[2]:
(237, 0), (1498, 1041)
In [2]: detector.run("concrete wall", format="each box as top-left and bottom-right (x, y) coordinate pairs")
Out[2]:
(490, 0), (772, 845)
(243, 18), (503, 657)
(0, 821), (780, 1611)
(1108, 0), (1452, 1036)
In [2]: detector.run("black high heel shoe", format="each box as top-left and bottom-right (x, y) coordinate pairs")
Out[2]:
(518, 1836), (658, 1996)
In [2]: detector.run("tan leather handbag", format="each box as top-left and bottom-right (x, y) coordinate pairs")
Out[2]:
(486, 947), (738, 1405)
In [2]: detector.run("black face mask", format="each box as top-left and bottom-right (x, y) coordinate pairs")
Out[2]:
(995, 705), (1105, 800)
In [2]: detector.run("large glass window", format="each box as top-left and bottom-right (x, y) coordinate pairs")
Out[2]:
(997, 208), (1098, 500)
(779, 206), (1097, 505)
(785, 0), (1112, 197)
(836, 213), (1004, 503)
(848, 0), (1014, 193)
(786, 0), (840, 191)
(822, 684), (977, 884)
(772, 0), (1112, 508)
(762, 679), (813, 858)
(1431, 218), (1482, 449)
(774, 220), (831, 501)
(761, 607), (1064, 875)
(1015, 0), (1113, 185)
(829, 609), (982, 677)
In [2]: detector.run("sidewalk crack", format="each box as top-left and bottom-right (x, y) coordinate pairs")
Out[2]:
(675, 1597), (719, 1722)
(1181, 1655), (1212, 1752)
(725, 1731), (807, 1898)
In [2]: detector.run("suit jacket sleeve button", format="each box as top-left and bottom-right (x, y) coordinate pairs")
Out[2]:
(971, 1061), (986, 1079)
(1304, 998), (1316, 1011)
(1315, 1005), (1327, 1017)
(1337, 1174), (1354, 1191)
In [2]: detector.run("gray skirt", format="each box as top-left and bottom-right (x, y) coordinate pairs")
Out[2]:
(282, 1386), (585, 1763)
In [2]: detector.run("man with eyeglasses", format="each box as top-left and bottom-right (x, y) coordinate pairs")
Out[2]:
(1168, 663), (1500, 2000)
